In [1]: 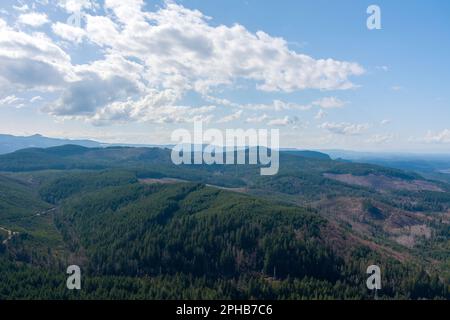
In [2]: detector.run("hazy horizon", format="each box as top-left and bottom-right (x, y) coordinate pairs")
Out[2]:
(3, 131), (450, 156)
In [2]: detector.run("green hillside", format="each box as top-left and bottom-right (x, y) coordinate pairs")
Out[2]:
(0, 146), (448, 299)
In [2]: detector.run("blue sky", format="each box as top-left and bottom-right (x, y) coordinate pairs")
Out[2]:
(0, 0), (449, 152)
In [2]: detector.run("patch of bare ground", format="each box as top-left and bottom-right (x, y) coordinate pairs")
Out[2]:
(441, 211), (450, 224)
(385, 210), (423, 228)
(139, 178), (188, 184)
(323, 173), (444, 193)
(205, 185), (248, 193)
(139, 178), (248, 193)
(315, 197), (374, 234)
(321, 221), (411, 262)
(85, 147), (150, 161)
(391, 224), (432, 248)
(315, 196), (437, 251)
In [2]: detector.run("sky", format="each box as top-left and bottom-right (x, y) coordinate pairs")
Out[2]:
(0, 0), (450, 152)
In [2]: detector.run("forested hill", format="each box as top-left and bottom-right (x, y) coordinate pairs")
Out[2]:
(1, 174), (447, 299)
(0, 145), (449, 299)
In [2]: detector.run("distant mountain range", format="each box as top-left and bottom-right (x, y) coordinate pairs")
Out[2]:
(322, 149), (450, 183)
(2, 134), (450, 177)
(0, 134), (104, 154)
(0, 133), (331, 158)
(0, 134), (173, 155)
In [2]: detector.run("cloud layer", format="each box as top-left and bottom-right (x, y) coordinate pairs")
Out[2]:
(0, 1), (365, 125)
(319, 122), (370, 136)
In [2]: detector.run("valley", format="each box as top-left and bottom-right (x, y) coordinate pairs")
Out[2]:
(0, 145), (448, 299)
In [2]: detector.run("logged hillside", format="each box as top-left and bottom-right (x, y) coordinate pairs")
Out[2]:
(0, 146), (449, 299)
(0, 174), (50, 222)
(1, 174), (448, 299)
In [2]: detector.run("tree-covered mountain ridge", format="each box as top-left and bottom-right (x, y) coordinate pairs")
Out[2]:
(0, 145), (448, 299)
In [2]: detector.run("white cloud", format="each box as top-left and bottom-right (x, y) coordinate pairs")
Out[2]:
(217, 110), (243, 123)
(315, 109), (327, 120)
(203, 95), (240, 108)
(57, 0), (99, 13)
(376, 65), (389, 72)
(205, 96), (345, 114)
(312, 97), (346, 109)
(45, 73), (141, 116)
(0, 95), (21, 105)
(0, 19), (72, 92)
(75, 53), (145, 89)
(82, 89), (216, 125)
(85, 2), (364, 95)
(245, 114), (269, 123)
(273, 100), (311, 111)
(104, 0), (146, 24)
(319, 122), (370, 135)
(241, 100), (311, 111)
(244, 97), (346, 112)
(84, 15), (120, 46)
(380, 119), (391, 126)
(268, 116), (299, 126)
(366, 134), (393, 144)
(424, 129), (450, 144)
(52, 22), (86, 43)
(13, 4), (30, 12)
(30, 96), (43, 103)
(17, 12), (49, 27)
(1, 2), (365, 125)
